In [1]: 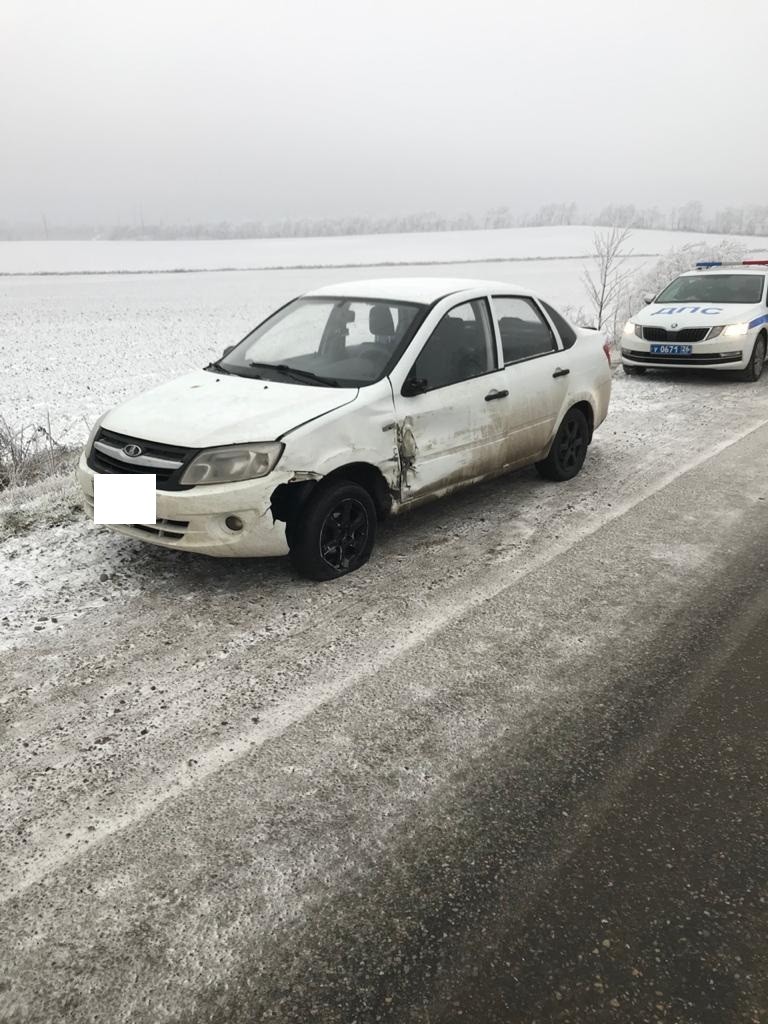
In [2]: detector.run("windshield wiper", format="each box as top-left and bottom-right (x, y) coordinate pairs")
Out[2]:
(204, 359), (237, 376)
(248, 362), (339, 387)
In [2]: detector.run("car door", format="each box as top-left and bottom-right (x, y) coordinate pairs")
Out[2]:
(490, 295), (572, 456)
(392, 298), (511, 502)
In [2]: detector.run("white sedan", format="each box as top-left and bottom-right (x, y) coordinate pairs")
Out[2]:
(622, 261), (768, 381)
(78, 278), (612, 580)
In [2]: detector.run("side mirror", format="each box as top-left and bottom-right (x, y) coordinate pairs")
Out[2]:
(642, 293), (655, 305)
(402, 377), (428, 397)
(222, 345), (235, 357)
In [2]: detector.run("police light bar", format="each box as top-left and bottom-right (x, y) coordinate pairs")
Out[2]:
(695, 259), (768, 270)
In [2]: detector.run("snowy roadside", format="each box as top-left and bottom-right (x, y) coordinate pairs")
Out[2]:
(0, 464), (177, 647)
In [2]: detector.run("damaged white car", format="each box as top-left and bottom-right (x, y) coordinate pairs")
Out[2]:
(78, 278), (612, 580)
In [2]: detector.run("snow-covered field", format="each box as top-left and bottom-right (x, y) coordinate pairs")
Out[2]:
(2, 225), (768, 275)
(2, 258), (602, 440)
(3, 225), (768, 442)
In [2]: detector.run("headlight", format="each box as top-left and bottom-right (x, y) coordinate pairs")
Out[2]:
(723, 322), (749, 338)
(180, 442), (284, 485)
(84, 413), (107, 456)
(623, 320), (635, 335)
(706, 326), (724, 339)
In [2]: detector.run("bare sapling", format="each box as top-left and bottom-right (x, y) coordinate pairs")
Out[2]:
(582, 226), (634, 342)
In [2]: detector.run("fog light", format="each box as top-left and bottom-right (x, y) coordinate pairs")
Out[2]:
(225, 515), (243, 532)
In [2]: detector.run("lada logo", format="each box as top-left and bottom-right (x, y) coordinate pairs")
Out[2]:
(122, 444), (143, 458)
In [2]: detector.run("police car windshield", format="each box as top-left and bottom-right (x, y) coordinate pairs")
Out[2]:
(655, 274), (764, 304)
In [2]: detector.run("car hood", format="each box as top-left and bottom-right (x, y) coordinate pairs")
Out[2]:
(101, 370), (359, 448)
(636, 302), (758, 328)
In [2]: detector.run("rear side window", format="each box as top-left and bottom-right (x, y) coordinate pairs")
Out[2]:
(541, 301), (577, 349)
(492, 297), (557, 364)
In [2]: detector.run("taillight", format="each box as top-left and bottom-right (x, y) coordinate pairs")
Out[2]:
(602, 340), (612, 365)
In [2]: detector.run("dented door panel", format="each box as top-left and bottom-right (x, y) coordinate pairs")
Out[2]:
(392, 372), (513, 503)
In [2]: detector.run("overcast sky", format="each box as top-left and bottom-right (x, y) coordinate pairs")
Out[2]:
(2, 0), (766, 225)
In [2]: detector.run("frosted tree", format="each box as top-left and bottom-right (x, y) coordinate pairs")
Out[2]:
(582, 226), (634, 336)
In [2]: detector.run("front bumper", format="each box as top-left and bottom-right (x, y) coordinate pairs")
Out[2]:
(621, 335), (753, 371)
(77, 452), (289, 558)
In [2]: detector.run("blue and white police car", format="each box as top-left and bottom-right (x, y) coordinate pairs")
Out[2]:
(621, 260), (768, 382)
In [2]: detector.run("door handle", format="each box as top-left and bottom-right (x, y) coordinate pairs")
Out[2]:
(485, 389), (509, 401)
(552, 368), (570, 378)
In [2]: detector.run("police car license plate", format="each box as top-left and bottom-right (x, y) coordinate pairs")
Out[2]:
(650, 343), (692, 356)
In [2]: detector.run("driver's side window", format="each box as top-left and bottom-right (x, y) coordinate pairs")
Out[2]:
(407, 300), (496, 393)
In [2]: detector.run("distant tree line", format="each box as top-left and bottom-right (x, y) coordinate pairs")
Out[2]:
(524, 201), (768, 236)
(2, 201), (767, 240)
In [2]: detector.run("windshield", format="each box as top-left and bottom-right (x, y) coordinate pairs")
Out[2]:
(218, 297), (425, 386)
(654, 273), (765, 305)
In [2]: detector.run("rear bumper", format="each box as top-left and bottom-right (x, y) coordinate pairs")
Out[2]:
(77, 453), (289, 558)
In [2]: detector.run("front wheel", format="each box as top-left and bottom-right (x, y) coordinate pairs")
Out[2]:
(735, 335), (766, 383)
(536, 407), (590, 482)
(289, 480), (376, 581)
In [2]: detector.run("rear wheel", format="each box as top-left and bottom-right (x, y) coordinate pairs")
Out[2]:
(735, 334), (766, 383)
(622, 363), (646, 376)
(535, 407), (590, 482)
(289, 479), (376, 581)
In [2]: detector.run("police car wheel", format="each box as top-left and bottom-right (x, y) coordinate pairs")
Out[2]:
(736, 335), (766, 383)
(622, 363), (646, 376)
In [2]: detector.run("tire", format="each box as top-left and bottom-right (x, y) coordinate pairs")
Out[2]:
(536, 407), (590, 482)
(622, 363), (646, 376)
(289, 479), (376, 581)
(735, 334), (766, 383)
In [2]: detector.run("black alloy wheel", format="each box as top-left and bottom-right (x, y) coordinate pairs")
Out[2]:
(289, 480), (377, 581)
(319, 497), (369, 572)
(535, 407), (590, 482)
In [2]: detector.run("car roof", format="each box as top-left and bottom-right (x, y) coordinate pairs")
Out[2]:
(304, 277), (536, 304)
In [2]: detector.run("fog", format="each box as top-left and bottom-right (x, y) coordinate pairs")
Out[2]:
(3, 0), (766, 226)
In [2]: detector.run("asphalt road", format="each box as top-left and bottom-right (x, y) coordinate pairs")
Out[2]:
(418, 562), (768, 1024)
(2, 389), (768, 1023)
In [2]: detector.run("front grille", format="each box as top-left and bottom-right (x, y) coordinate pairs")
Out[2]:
(623, 348), (741, 366)
(640, 327), (709, 343)
(88, 428), (197, 490)
(132, 518), (190, 539)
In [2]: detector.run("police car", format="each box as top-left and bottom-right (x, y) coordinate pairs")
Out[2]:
(621, 260), (768, 382)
